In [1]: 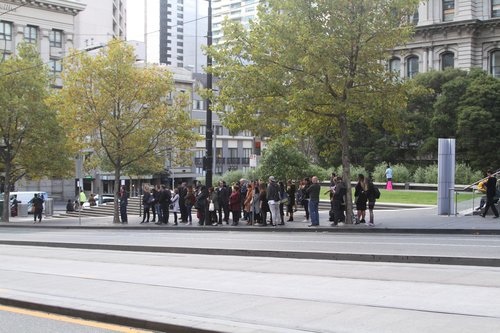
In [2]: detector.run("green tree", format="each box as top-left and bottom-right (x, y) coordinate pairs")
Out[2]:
(0, 44), (71, 222)
(53, 40), (199, 223)
(258, 138), (310, 182)
(209, 0), (419, 222)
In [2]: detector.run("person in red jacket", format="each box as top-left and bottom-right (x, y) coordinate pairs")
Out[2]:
(229, 185), (241, 226)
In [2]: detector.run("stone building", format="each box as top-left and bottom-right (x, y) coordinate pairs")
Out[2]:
(391, 0), (500, 78)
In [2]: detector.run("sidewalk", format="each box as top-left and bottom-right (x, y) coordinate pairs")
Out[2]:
(1, 202), (499, 234)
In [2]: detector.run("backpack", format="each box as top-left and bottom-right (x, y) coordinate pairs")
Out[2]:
(374, 187), (381, 199)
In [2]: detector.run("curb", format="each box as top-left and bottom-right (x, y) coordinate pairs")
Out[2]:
(0, 297), (218, 333)
(2, 240), (500, 267)
(1, 223), (500, 235)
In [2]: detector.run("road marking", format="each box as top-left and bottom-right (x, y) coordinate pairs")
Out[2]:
(0, 304), (153, 333)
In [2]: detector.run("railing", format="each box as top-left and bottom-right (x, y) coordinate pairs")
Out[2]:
(241, 157), (250, 165)
(457, 168), (500, 215)
(226, 157), (240, 165)
(216, 157), (225, 165)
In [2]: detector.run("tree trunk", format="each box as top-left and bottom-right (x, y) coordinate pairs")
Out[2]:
(2, 160), (11, 222)
(113, 165), (121, 224)
(339, 113), (353, 224)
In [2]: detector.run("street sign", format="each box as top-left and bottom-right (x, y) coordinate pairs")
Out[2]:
(249, 154), (257, 168)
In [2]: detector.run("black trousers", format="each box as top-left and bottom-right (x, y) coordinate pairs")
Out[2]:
(303, 199), (310, 219)
(484, 196), (499, 217)
(120, 205), (128, 222)
(161, 206), (169, 224)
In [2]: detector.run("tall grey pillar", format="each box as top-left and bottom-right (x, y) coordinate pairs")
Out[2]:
(438, 138), (455, 215)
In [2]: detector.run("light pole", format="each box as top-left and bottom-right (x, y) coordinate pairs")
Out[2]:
(205, 0), (213, 189)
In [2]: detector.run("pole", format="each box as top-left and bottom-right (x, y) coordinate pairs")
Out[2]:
(205, 0), (213, 189)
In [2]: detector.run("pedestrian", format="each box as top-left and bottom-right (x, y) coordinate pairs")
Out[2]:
(178, 182), (188, 222)
(364, 177), (378, 227)
(278, 181), (287, 225)
(286, 180), (296, 222)
(195, 185), (208, 225)
(31, 193), (44, 223)
(302, 177), (311, 223)
(79, 189), (87, 207)
(385, 164), (393, 190)
(66, 199), (75, 212)
(258, 182), (269, 226)
(244, 183), (254, 225)
(252, 181), (261, 225)
(354, 174), (367, 224)
(157, 185), (171, 225)
(305, 176), (321, 227)
(217, 180), (230, 224)
(151, 185), (160, 223)
(141, 186), (152, 223)
(185, 185), (195, 225)
(480, 169), (499, 218)
(171, 188), (180, 225)
(229, 185), (241, 226)
(267, 176), (281, 226)
(118, 185), (128, 224)
(331, 177), (346, 226)
(208, 186), (219, 226)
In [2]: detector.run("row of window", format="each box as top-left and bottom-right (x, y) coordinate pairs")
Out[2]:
(0, 21), (63, 47)
(390, 51), (500, 78)
(409, 1), (500, 24)
(197, 124), (253, 138)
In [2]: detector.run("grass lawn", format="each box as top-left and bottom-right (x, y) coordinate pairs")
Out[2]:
(319, 187), (474, 205)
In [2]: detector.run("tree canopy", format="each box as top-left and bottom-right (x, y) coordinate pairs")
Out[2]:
(53, 40), (199, 223)
(209, 0), (419, 222)
(0, 43), (71, 222)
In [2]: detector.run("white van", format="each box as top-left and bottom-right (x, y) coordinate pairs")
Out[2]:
(2, 191), (48, 212)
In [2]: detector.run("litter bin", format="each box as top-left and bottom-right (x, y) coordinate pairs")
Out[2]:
(18, 203), (29, 217)
(44, 198), (54, 216)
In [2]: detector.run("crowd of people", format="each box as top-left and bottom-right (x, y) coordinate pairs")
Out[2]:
(132, 174), (379, 227)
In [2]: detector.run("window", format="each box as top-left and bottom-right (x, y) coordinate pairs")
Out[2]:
(229, 148), (238, 158)
(0, 21), (12, 41)
(389, 58), (401, 75)
(491, 51), (500, 78)
(493, 0), (500, 17)
(441, 52), (454, 70)
(49, 30), (62, 48)
(177, 42), (183, 47)
(408, 11), (419, 25)
(24, 25), (38, 44)
(443, 0), (455, 21)
(199, 125), (206, 135)
(243, 148), (252, 158)
(49, 59), (62, 76)
(406, 56), (419, 78)
(215, 125), (223, 135)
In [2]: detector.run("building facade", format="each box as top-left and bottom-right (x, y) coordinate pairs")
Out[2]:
(156, 0), (207, 71)
(391, 0), (500, 78)
(74, 0), (127, 50)
(212, 0), (259, 45)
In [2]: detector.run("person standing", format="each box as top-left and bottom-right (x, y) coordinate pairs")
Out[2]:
(354, 174), (367, 224)
(229, 185), (241, 226)
(217, 181), (230, 224)
(267, 176), (281, 226)
(151, 185), (160, 223)
(480, 170), (499, 218)
(305, 176), (321, 227)
(141, 186), (152, 223)
(364, 177), (377, 227)
(178, 182), (188, 222)
(208, 187), (219, 226)
(302, 178), (311, 222)
(118, 185), (128, 224)
(171, 188), (180, 225)
(196, 185), (208, 225)
(157, 185), (171, 225)
(79, 189), (87, 208)
(257, 182), (269, 226)
(31, 193), (44, 223)
(243, 183), (254, 225)
(385, 164), (393, 190)
(331, 177), (347, 226)
(286, 180), (296, 222)
(185, 185), (195, 225)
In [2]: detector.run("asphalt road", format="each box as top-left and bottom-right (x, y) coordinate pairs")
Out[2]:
(1, 229), (500, 259)
(1, 245), (500, 332)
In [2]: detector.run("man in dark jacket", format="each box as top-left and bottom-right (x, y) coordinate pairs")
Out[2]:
(481, 170), (499, 218)
(267, 176), (281, 226)
(157, 185), (171, 225)
(306, 176), (321, 226)
(217, 181), (230, 224)
(178, 182), (187, 222)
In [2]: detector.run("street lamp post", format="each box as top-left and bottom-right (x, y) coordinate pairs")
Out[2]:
(205, 0), (213, 189)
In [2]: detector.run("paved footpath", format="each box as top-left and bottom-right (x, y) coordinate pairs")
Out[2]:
(1, 203), (499, 234)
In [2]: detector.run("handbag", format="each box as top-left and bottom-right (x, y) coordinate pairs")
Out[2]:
(209, 200), (215, 212)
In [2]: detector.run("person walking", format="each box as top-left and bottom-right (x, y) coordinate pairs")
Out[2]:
(480, 170), (499, 218)
(305, 176), (321, 227)
(118, 185), (128, 224)
(385, 164), (393, 190)
(79, 189), (87, 208)
(31, 193), (44, 223)
(267, 176), (281, 226)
